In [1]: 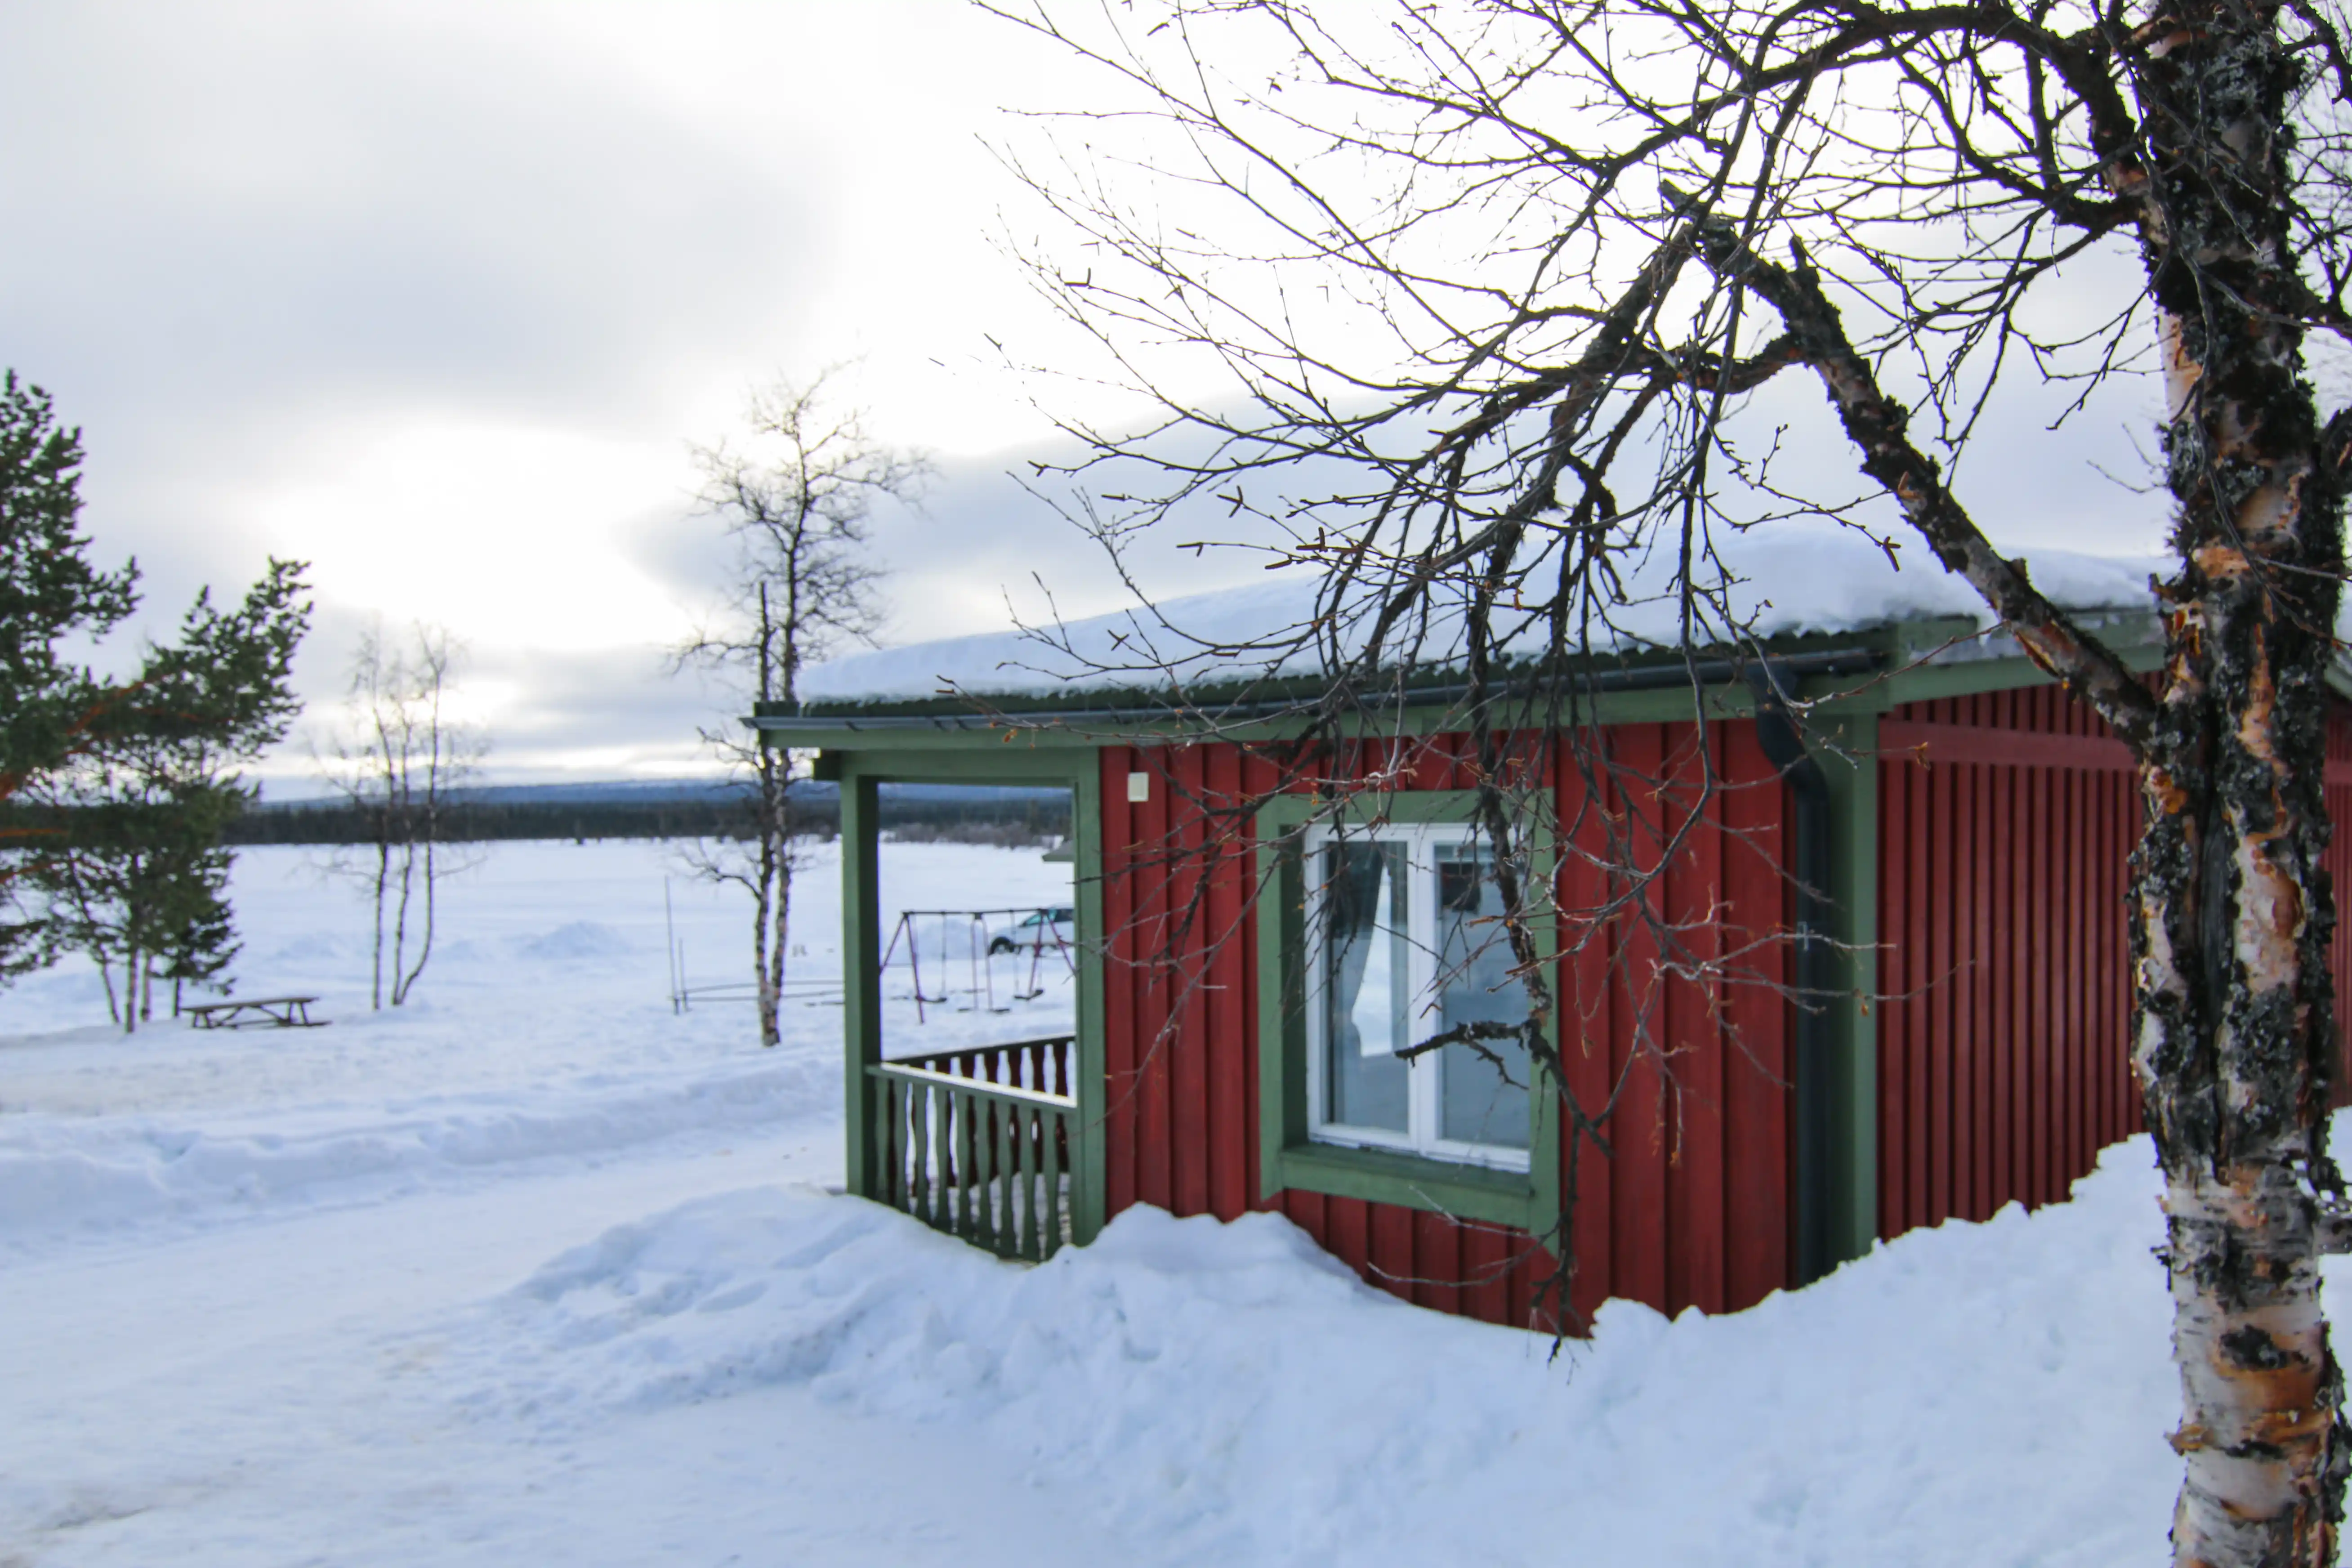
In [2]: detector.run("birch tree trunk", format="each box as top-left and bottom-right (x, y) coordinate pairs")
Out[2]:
(370, 832), (389, 1012)
(752, 809), (781, 1048)
(752, 581), (786, 1050)
(767, 851), (791, 1050)
(2128, 7), (2350, 1561)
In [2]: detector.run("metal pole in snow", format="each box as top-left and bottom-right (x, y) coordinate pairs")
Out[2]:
(665, 878), (680, 1014)
(906, 914), (928, 1025)
(984, 914), (1002, 1013)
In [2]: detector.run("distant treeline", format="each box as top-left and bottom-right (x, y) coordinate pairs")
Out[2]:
(220, 781), (1073, 848)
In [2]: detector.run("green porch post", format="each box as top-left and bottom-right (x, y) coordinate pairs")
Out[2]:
(1070, 760), (1107, 1244)
(1818, 709), (1880, 1264)
(841, 768), (882, 1200)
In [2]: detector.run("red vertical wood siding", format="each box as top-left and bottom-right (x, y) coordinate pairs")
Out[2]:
(1089, 691), (2352, 1327)
(1875, 686), (2141, 1237)
(1095, 724), (1791, 1331)
(1874, 690), (2352, 1238)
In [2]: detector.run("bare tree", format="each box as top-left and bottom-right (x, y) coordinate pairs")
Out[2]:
(324, 623), (482, 1010)
(982, 2), (2352, 1560)
(674, 371), (928, 1046)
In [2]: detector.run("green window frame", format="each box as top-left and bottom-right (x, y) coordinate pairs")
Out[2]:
(1255, 791), (1562, 1233)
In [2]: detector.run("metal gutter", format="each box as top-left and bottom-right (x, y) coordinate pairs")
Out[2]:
(748, 646), (1884, 737)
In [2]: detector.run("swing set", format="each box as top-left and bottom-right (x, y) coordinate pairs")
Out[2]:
(880, 907), (1076, 1022)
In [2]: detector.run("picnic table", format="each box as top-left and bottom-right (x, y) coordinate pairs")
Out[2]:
(184, 995), (327, 1031)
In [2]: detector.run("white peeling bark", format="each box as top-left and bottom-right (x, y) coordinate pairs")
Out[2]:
(2122, 7), (2349, 1565)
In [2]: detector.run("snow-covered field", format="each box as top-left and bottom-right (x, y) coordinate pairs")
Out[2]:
(0, 839), (2341, 1565)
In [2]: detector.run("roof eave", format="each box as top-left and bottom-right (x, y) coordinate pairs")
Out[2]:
(748, 642), (1887, 739)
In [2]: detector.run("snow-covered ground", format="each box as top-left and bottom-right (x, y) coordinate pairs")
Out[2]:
(0, 839), (2338, 1565)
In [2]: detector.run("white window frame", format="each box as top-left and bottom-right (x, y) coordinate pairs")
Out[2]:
(1302, 820), (1533, 1174)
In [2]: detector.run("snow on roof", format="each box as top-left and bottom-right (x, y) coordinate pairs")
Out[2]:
(802, 523), (2160, 707)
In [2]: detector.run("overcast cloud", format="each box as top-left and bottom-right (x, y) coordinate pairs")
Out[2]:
(1, 1), (2180, 790)
(0, 1), (1150, 786)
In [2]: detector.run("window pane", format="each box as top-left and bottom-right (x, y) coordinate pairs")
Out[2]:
(1435, 844), (1531, 1150)
(1320, 840), (1409, 1133)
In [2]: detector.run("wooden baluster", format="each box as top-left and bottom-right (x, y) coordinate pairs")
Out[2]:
(960, 1100), (978, 1241)
(1009, 1099), (1026, 1258)
(931, 1082), (947, 1231)
(881, 1073), (900, 1208)
(988, 1090), (1006, 1251)
(944, 1087), (961, 1237)
(950, 1086), (969, 1232)
(1041, 1104), (1064, 1260)
(1011, 1098), (1032, 1257)
(874, 1074), (893, 1207)
(939, 1087), (958, 1235)
(932, 1081), (950, 1232)
(990, 1097), (1011, 1255)
(910, 1079), (933, 1228)
(936, 1085), (955, 1233)
(1021, 1105), (1040, 1260)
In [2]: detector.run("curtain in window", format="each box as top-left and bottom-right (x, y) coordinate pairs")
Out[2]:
(1321, 841), (1408, 1131)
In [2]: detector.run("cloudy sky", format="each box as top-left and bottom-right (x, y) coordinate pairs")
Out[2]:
(2, 2), (2179, 790)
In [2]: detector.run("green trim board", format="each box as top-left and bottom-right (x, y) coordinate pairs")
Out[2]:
(1252, 790), (1563, 1235)
(840, 772), (881, 1201)
(833, 746), (1102, 785)
(1816, 710), (1880, 1264)
(1849, 649), (2164, 710)
(766, 605), (2168, 744)
(1067, 760), (1107, 1242)
(784, 649), (2133, 756)
(791, 680), (1774, 755)
(769, 627), (1898, 728)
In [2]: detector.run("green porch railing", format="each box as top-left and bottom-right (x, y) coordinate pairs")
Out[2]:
(869, 1035), (1076, 1261)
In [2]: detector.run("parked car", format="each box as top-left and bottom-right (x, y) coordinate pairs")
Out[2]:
(989, 907), (1075, 955)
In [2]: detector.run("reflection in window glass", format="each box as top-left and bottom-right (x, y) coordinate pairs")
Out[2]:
(1436, 844), (1531, 1150)
(1320, 841), (1409, 1133)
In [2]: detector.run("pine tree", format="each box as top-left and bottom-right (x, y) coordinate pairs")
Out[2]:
(0, 372), (138, 977)
(0, 370), (310, 1004)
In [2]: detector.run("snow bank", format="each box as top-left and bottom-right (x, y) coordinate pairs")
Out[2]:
(0, 1056), (828, 1250)
(517, 920), (638, 963)
(464, 1134), (2197, 1567)
(803, 523), (2160, 705)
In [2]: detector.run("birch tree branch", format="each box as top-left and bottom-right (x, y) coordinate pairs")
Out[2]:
(1669, 195), (2163, 751)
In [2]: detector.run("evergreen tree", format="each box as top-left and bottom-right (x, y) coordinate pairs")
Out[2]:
(0, 371), (310, 1003)
(0, 372), (137, 977)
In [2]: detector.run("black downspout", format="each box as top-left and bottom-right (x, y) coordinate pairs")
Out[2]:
(1746, 664), (1836, 1287)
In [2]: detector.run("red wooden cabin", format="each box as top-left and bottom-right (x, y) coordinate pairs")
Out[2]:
(765, 552), (2352, 1332)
